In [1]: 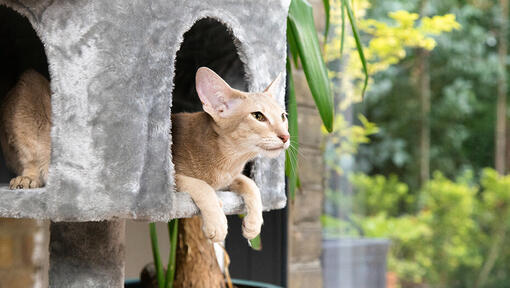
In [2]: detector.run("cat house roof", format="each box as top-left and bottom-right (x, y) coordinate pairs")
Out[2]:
(0, 0), (289, 221)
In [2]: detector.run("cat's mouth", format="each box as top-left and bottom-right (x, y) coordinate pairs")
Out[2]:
(258, 145), (285, 152)
(265, 147), (283, 151)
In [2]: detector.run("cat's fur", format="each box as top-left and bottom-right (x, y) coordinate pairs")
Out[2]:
(0, 67), (289, 242)
(173, 67), (289, 241)
(0, 69), (51, 189)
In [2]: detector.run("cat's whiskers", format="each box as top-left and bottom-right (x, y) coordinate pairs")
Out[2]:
(288, 142), (305, 158)
(285, 151), (299, 181)
(285, 143), (304, 180)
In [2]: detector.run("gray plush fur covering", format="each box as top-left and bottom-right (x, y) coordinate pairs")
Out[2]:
(49, 221), (125, 287)
(0, 0), (289, 221)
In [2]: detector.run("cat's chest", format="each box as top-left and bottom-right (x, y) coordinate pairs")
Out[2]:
(208, 164), (245, 190)
(210, 171), (235, 190)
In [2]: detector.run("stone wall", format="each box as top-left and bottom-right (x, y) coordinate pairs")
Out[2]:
(287, 1), (326, 287)
(288, 69), (325, 288)
(0, 219), (49, 288)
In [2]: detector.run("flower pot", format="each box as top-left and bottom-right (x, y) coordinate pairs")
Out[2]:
(322, 237), (390, 288)
(124, 278), (282, 288)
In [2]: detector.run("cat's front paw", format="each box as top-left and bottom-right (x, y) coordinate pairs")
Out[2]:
(202, 209), (228, 242)
(242, 213), (263, 240)
(9, 176), (41, 189)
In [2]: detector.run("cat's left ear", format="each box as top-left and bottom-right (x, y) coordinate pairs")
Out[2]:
(196, 67), (243, 118)
(264, 73), (283, 98)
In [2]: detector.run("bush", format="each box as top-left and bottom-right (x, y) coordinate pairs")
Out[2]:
(323, 168), (510, 287)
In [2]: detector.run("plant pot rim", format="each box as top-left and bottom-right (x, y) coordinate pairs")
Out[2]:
(231, 278), (282, 288)
(124, 278), (282, 288)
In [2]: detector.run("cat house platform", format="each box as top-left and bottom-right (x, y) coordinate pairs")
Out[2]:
(0, 0), (290, 287)
(0, 185), (286, 221)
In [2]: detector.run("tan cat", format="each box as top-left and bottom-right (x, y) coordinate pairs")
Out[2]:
(0, 69), (51, 189)
(173, 67), (289, 241)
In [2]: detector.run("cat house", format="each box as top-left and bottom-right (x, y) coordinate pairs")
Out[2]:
(0, 0), (289, 222)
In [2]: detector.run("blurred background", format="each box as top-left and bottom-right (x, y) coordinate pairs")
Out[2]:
(321, 0), (510, 287)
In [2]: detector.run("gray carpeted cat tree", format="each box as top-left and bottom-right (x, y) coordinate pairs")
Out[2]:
(0, 0), (289, 287)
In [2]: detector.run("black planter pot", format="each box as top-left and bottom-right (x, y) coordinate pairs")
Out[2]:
(124, 279), (282, 288)
(322, 237), (390, 288)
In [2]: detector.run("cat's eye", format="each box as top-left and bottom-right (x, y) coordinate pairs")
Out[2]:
(251, 112), (266, 122)
(281, 113), (287, 121)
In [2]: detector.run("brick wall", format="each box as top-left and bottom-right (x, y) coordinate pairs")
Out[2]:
(0, 219), (49, 288)
(287, 70), (325, 288)
(287, 1), (326, 287)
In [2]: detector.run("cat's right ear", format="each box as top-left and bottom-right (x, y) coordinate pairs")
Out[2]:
(196, 67), (242, 118)
(263, 73), (283, 98)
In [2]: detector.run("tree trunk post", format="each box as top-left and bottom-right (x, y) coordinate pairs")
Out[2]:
(174, 216), (225, 288)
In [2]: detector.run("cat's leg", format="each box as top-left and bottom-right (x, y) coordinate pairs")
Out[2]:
(175, 174), (228, 242)
(1, 128), (42, 189)
(229, 174), (263, 240)
(9, 145), (45, 189)
(6, 123), (49, 189)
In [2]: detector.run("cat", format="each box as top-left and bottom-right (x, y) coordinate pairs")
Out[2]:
(0, 67), (289, 242)
(0, 69), (51, 189)
(172, 67), (289, 241)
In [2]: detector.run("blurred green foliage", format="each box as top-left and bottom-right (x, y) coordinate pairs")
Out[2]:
(323, 0), (459, 177)
(323, 170), (510, 287)
(323, 0), (510, 287)
(357, 0), (500, 190)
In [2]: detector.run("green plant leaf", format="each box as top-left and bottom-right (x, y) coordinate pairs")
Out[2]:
(342, 0), (368, 96)
(322, 0), (330, 42)
(288, 0), (334, 132)
(239, 214), (263, 250)
(249, 234), (262, 251)
(286, 59), (299, 200)
(287, 19), (300, 67)
(149, 223), (165, 288)
(164, 219), (178, 288)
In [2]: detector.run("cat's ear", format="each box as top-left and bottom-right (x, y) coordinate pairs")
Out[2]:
(264, 73), (283, 98)
(196, 67), (242, 118)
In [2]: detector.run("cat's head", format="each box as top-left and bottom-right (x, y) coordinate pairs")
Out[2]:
(195, 67), (290, 158)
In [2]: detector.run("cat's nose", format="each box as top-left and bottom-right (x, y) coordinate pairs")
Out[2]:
(278, 134), (290, 143)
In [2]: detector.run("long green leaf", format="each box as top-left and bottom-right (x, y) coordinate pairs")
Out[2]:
(340, 0), (346, 56)
(249, 234), (262, 251)
(149, 223), (165, 288)
(342, 0), (368, 96)
(285, 59), (299, 200)
(164, 219), (178, 288)
(287, 19), (300, 67)
(322, 0), (331, 42)
(288, 0), (334, 132)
